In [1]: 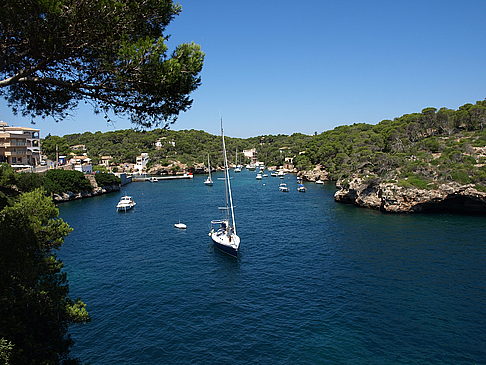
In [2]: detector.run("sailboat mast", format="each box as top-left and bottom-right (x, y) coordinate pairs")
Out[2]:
(221, 121), (237, 235)
(207, 154), (211, 180)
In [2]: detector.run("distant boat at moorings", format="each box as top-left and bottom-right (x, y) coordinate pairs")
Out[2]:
(204, 154), (214, 186)
(297, 184), (306, 192)
(256, 173), (262, 180)
(270, 171), (278, 177)
(174, 221), (187, 229)
(279, 183), (289, 192)
(315, 179), (324, 184)
(234, 149), (242, 172)
(209, 121), (240, 258)
(149, 176), (158, 182)
(116, 196), (136, 211)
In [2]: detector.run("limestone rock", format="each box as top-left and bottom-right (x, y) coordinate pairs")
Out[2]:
(334, 176), (486, 213)
(298, 165), (329, 182)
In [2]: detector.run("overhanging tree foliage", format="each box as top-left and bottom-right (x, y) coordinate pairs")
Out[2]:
(0, 0), (204, 127)
(0, 189), (89, 365)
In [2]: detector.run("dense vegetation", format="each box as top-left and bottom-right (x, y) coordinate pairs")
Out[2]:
(0, 176), (89, 364)
(42, 100), (486, 190)
(303, 100), (486, 189)
(42, 129), (313, 169)
(94, 172), (121, 187)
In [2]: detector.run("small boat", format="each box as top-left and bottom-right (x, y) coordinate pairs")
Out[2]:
(297, 184), (306, 192)
(277, 170), (285, 177)
(116, 196), (136, 211)
(234, 150), (242, 172)
(315, 179), (324, 184)
(149, 176), (158, 182)
(270, 171), (278, 177)
(210, 121), (240, 258)
(279, 183), (289, 192)
(204, 154), (214, 186)
(262, 174), (268, 177)
(174, 222), (187, 229)
(246, 164), (256, 170)
(256, 173), (262, 180)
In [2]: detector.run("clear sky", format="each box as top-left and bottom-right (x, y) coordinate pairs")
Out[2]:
(1, 0), (485, 138)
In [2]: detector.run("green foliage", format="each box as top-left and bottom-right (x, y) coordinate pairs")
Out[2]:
(43, 169), (93, 194)
(38, 99), (486, 191)
(398, 175), (431, 190)
(92, 164), (108, 173)
(0, 189), (88, 364)
(450, 170), (472, 184)
(15, 172), (44, 192)
(0, 338), (14, 365)
(0, 0), (204, 127)
(94, 173), (121, 187)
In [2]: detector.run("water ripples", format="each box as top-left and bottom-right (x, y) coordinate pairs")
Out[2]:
(58, 171), (486, 364)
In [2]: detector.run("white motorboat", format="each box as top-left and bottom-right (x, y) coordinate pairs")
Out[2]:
(174, 222), (187, 229)
(262, 174), (268, 177)
(279, 183), (289, 192)
(297, 184), (306, 192)
(270, 171), (278, 177)
(210, 121), (240, 258)
(315, 179), (324, 184)
(256, 173), (262, 180)
(204, 154), (214, 186)
(149, 176), (158, 182)
(277, 170), (285, 177)
(116, 196), (136, 211)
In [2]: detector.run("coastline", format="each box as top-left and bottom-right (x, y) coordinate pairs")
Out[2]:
(53, 184), (120, 203)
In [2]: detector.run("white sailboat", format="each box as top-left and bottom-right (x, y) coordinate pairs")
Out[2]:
(210, 121), (240, 258)
(234, 149), (242, 172)
(204, 154), (214, 186)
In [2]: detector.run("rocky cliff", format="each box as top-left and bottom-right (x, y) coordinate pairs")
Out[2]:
(334, 176), (486, 214)
(297, 165), (329, 182)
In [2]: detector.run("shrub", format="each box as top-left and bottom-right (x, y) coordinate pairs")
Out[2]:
(398, 175), (430, 189)
(450, 170), (472, 184)
(94, 173), (121, 187)
(44, 170), (92, 194)
(15, 172), (45, 192)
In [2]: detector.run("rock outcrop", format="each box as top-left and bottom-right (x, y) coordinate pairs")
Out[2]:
(334, 176), (486, 214)
(53, 184), (120, 203)
(298, 165), (329, 182)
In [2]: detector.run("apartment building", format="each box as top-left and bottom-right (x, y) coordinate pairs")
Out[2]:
(0, 121), (41, 167)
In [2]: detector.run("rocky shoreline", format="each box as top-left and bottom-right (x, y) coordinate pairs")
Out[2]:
(333, 176), (486, 214)
(53, 184), (120, 203)
(297, 166), (486, 214)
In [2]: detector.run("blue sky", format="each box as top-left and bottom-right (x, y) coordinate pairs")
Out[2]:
(1, 0), (485, 138)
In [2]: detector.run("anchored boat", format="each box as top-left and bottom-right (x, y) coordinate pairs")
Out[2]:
(209, 121), (240, 258)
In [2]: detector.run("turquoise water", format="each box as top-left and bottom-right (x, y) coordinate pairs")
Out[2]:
(58, 171), (486, 364)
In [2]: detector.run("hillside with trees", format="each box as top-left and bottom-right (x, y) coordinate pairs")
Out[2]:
(42, 101), (486, 194)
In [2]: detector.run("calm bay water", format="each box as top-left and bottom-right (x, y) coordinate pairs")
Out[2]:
(58, 171), (486, 364)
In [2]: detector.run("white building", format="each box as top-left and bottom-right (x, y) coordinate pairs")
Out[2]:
(155, 137), (176, 150)
(242, 148), (257, 164)
(134, 153), (149, 172)
(74, 164), (92, 174)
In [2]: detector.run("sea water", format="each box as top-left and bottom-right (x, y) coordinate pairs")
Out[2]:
(59, 170), (486, 364)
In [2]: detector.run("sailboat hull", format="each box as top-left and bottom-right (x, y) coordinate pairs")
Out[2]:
(211, 231), (240, 258)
